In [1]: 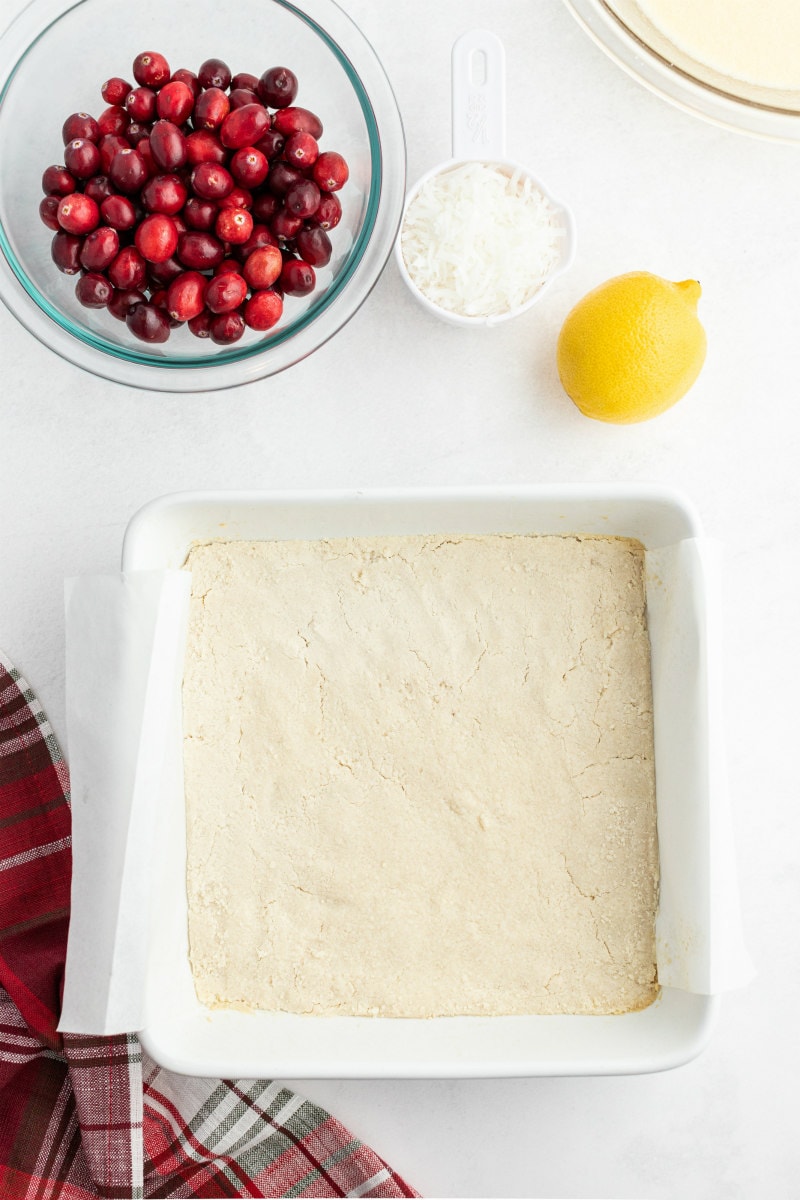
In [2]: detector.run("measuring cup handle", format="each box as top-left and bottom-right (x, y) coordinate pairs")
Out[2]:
(451, 29), (507, 162)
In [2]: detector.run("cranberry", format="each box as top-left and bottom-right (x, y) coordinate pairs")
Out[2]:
(193, 87), (230, 131)
(125, 121), (151, 146)
(185, 129), (226, 165)
(267, 161), (304, 197)
(209, 310), (245, 344)
(147, 256), (183, 287)
(232, 71), (260, 92)
(296, 224), (332, 267)
(149, 120), (187, 170)
(51, 231), (83, 273)
(188, 310), (213, 337)
(205, 270), (247, 313)
(100, 194), (137, 230)
(315, 192), (342, 231)
(108, 245), (147, 290)
(64, 138), (101, 179)
(285, 179), (320, 218)
(138, 139), (157, 176)
(251, 191), (279, 223)
(218, 186), (253, 210)
(97, 105), (129, 136)
(270, 208), (303, 241)
(198, 57), (231, 90)
(126, 300), (171, 342)
(57, 193), (99, 235)
(132, 51), (171, 88)
(126, 86), (157, 122)
(244, 288), (283, 330)
(166, 271), (207, 321)
(109, 148), (148, 193)
(242, 244), (282, 290)
(258, 66), (298, 108)
(141, 172), (187, 214)
(84, 175), (115, 203)
(98, 133), (130, 172)
(101, 77), (132, 106)
(39, 195), (61, 230)
(273, 106), (323, 139)
(254, 128), (285, 161)
(220, 104), (269, 150)
(170, 68), (200, 98)
(183, 196), (217, 230)
(215, 258), (241, 275)
(284, 131), (319, 169)
(76, 272), (112, 308)
(230, 146), (268, 188)
(80, 225), (120, 270)
(177, 230), (224, 270)
(215, 207), (253, 244)
(149, 289), (181, 326)
(238, 223), (278, 259)
(42, 164), (76, 196)
(230, 89), (259, 111)
(62, 112), (100, 144)
(191, 162), (233, 200)
(313, 151), (349, 192)
(135, 213), (178, 262)
(280, 257), (315, 296)
(107, 286), (145, 320)
(156, 81), (194, 125)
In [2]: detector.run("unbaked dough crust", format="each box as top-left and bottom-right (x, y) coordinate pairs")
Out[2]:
(183, 534), (659, 1017)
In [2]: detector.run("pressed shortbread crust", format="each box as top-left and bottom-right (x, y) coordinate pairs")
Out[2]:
(183, 534), (659, 1017)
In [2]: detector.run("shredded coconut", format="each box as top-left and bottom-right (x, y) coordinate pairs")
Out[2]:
(400, 161), (564, 318)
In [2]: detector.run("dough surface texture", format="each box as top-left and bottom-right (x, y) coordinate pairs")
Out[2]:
(183, 534), (659, 1017)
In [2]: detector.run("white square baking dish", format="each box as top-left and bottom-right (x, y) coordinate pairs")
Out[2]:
(122, 485), (719, 1078)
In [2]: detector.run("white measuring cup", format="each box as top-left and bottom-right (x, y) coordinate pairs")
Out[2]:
(395, 29), (576, 327)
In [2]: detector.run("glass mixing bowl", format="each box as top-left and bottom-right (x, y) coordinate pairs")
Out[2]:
(0, 0), (405, 390)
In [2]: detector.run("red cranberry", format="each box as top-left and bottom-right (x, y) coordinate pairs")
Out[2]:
(209, 310), (245, 344)
(238, 223), (278, 259)
(62, 112), (100, 144)
(254, 128), (285, 161)
(107, 286), (145, 320)
(273, 106), (323, 139)
(270, 208), (303, 241)
(193, 87), (230, 131)
(228, 88), (259, 110)
(80, 225), (120, 270)
(132, 51), (171, 88)
(108, 245), (147, 289)
(267, 161), (304, 197)
(149, 120), (187, 170)
(188, 310), (213, 337)
(243, 244), (282, 289)
(109, 148), (148, 193)
(100, 193), (137, 230)
(135, 213), (178, 262)
(205, 270), (247, 313)
(126, 300), (171, 342)
(284, 132), (319, 169)
(230, 146), (268, 188)
(258, 67), (298, 109)
(148, 289), (179, 325)
(101, 77), (132, 105)
(244, 288), (283, 330)
(51, 231), (83, 273)
(98, 133), (130, 173)
(285, 179), (321, 218)
(64, 138), (101, 179)
(97, 105), (129, 136)
(313, 151), (349, 192)
(42, 164), (76, 196)
(126, 86), (157, 122)
(280, 257), (315, 296)
(57, 193), (99, 235)
(220, 104), (269, 150)
(141, 172), (187, 214)
(296, 224), (332, 267)
(147, 256), (183, 286)
(170, 68), (200, 98)
(177, 230), (224, 270)
(215, 258), (241, 275)
(125, 121), (151, 146)
(156, 81), (194, 124)
(138, 139), (157, 176)
(198, 57), (231, 90)
(166, 271), (207, 321)
(215, 207), (253, 244)
(39, 195), (61, 230)
(232, 71), (260, 92)
(183, 196), (217, 230)
(185, 130), (226, 165)
(251, 191), (279, 222)
(76, 272), (112, 308)
(315, 192), (342, 231)
(84, 175), (115, 203)
(191, 161), (233, 200)
(218, 186), (252, 210)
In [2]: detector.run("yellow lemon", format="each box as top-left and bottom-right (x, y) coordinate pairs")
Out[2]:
(556, 272), (707, 423)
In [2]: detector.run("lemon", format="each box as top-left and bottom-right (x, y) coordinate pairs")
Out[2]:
(556, 272), (707, 423)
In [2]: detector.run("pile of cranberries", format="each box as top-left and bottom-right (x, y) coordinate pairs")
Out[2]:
(39, 51), (349, 345)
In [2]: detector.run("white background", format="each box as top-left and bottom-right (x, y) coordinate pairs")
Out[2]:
(1, 1), (797, 1196)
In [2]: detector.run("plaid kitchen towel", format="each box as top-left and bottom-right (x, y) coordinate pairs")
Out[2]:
(0, 651), (418, 1199)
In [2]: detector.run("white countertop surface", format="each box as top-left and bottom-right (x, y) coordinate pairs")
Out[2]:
(1, 1), (796, 1196)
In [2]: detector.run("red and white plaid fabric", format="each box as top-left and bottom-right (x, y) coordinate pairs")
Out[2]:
(0, 651), (418, 1199)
